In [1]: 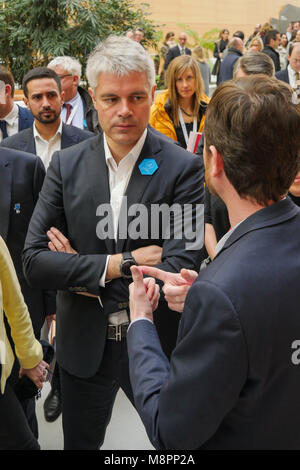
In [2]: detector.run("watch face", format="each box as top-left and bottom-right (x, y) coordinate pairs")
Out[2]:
(121, 260), (135, 278)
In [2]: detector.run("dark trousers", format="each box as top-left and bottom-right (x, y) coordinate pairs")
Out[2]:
(0, 370), (39, 450)
(60, 338), (134, 450)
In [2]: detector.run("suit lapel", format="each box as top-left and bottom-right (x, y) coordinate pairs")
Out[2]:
(0, 155), (12, 242)
(61, 123), (77, 149)
(85, 134), (114, 253)
(116, 131), (163, 253)
(19, 128), (36, 154)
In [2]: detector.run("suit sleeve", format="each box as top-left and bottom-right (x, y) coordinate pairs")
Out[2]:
(164, 48), (173, 70)
(23, 151), (108, 295)
(31, 156), (57, 315)
(127, 280), (248, 450)
(154, 153), (205, 274)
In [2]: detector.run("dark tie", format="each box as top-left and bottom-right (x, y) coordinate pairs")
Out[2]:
(64, 103), (73, 124)
(0, 120), (8, 139)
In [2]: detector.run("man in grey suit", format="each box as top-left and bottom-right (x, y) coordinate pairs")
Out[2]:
(22, 35), (204, 449)
(128, 75), (300, 450)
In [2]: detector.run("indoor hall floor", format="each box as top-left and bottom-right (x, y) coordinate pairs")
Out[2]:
(36, 382), (154, 450)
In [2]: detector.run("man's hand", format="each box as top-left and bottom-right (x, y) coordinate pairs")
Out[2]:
(140, 266), (198, 312)
(47, 227), (98, 298)
(19, 360), (49, 389)
(129, 266), (160, 322)
(132, 245), (162, 266)
(46, 313), (56, 330)
(47, 227), (77, 254)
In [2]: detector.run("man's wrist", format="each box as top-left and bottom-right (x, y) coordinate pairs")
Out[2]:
(105, 254), (122, 281)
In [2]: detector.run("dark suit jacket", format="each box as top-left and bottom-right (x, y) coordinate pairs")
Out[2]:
(0, 148), (52, 337)
(127, 198), (300, 449)
(17, 105), (34, 131)
(0, 122), (93, 155)
(219, 48), (243, 83)
(275, 68), (289, 84)
(262, 45), (281, 72)
(23, 129), (204, 376)
(164, 45), (192, 70)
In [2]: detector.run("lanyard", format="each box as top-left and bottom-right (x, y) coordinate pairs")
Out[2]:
(178, 107), (197, 148)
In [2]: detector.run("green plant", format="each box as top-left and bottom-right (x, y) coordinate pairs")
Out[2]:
(177, 23), (220, 57)
(0, 0), (160, 84)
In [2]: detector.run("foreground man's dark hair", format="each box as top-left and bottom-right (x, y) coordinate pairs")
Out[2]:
(205, 75), (300, 205)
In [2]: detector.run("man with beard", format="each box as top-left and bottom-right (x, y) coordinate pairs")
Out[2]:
(128, 75), (300, 449)
(0, 67), (93, 169)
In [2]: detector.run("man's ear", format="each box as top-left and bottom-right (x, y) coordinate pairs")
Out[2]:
(60, 90), (65, 104)
(209, 145), (224, 177)
(88, 87), (96, 106)
(23, 96), (29, 109)
(151, 84), (156, 104)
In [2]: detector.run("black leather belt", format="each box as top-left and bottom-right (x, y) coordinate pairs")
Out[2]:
(107, 323), (129, 341)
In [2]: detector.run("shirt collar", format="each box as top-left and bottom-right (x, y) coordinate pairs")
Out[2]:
(104, 128), (147, 170)
(33, 119), (63, 142)
(3, 103), (19, 126)
(65, 92), (80, 107)
(215, 220), (244, 255)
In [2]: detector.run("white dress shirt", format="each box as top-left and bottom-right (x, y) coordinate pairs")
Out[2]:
(61, 92), (85, 130)
(0, 103), (19, 142)
(33, 120), (62, 169)
(98, 129), (148, 324)
(288, 64), (300, 89)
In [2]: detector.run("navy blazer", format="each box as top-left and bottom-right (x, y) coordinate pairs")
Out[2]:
(0, 147), (53, 337)
(17, 105), (34, 131)
(23, 129), (205, 376)
(164, 45), (192, 70)
(275, 68), (289, 84)
(128, 197), (300, 449)
(0, 122), (93, 155)
(219, 49), (243, 83)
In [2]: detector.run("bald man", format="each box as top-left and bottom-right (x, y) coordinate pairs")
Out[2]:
(219, 37), (244, 83)
(164, 32), (192, 71)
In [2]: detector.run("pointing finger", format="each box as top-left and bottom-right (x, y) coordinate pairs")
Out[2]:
(140, 265), (169, 283)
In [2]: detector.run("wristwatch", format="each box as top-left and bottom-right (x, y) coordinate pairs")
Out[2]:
(120, 252), (138, 279)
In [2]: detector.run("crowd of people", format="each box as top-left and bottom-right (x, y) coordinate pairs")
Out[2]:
(1, 18), (300, 451)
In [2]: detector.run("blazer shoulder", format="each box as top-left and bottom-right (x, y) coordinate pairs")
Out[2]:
(0, 127), (33, 149)
(0, 145), (39, 166)
(275, 69), (289, 83)
(62, 123), (94, 140)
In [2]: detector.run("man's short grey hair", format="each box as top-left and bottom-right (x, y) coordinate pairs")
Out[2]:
(86, 35), (155, 92)
(48, 56), (82, 79)
(233, 51), (275, 78)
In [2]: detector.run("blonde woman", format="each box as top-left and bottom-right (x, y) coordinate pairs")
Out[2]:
(149, 55), (209, 148)
(0, 236), (47, 449)
(248, 36), (264, 52)
(192, 45), (211, 96)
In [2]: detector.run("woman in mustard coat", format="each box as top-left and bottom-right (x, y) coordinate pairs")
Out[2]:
(149, 55), (209, 148)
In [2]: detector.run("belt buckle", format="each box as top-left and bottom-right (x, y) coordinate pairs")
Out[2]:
(115, 324), (122, 342)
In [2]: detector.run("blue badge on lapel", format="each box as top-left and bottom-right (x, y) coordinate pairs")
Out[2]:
(14, 203), (21, 214)
(139, 159), (158, 176)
